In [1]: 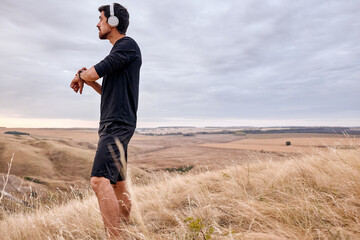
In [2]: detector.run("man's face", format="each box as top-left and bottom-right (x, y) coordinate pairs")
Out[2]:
(97, 11), (111, 39)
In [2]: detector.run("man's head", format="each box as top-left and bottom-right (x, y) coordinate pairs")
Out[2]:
(97, 3), (129, 39)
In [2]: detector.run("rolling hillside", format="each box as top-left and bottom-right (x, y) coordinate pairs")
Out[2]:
(1, 144), (359, 239)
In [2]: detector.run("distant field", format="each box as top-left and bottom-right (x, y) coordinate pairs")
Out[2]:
(0, 128), (357, 196)
(200, 134), (360, 153)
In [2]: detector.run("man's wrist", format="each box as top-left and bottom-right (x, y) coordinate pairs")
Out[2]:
(78, 71), (84, 81)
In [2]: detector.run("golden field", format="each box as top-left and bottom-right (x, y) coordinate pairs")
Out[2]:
(0, 128), (360, 239)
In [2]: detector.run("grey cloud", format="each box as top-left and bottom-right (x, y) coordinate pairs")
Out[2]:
(0, 0), (359, 125)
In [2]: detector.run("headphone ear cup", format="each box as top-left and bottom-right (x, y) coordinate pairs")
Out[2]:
(108, 16), (119, 27)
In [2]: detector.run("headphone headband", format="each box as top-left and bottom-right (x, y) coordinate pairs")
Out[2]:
(110, 3), (115, 16)
(108, 3), (119, 27)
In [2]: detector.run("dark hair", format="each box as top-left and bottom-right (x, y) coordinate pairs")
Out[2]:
(98, 3), (129, 34)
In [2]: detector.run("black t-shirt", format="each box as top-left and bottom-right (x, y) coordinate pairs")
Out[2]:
(94, 36), (142, 127)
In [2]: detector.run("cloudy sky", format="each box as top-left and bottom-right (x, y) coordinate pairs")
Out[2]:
(0, 0), (359, 128)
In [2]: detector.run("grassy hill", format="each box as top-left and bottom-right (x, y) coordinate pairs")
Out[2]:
(1, 143), (359, 239)
(0, 130), (97, 191)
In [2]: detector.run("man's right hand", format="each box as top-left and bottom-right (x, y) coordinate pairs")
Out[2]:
(71, 66), (101, 94)
(77, 67), (95, 87)
(77, 67), (87, 75)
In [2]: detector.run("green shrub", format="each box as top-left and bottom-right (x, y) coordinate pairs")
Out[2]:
(184, 217), (214, 240)
(165, 165), (194, 173)
(4, 131), (29, 136)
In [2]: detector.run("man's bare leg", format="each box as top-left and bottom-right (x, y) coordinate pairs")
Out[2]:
(91, 177), (120, 239)
(113, 180), (132, 223)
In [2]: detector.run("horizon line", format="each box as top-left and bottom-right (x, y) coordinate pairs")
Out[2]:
(1, 117), (359, 129)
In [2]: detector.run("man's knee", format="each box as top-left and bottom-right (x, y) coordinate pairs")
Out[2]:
(90, 177), (110, 193)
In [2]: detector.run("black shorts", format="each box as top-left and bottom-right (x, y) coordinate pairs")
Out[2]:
(91, 121), (135, 184)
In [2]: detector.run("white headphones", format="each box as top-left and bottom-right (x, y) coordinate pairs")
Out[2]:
(108, 3), (119, 27)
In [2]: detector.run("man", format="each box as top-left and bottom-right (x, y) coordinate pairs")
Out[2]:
(70, 3), (141, 239)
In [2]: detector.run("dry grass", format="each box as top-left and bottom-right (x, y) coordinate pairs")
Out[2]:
(1, 142), (360, 239)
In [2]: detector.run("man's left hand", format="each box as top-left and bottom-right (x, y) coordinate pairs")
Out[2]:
(70, 74), (84, 94)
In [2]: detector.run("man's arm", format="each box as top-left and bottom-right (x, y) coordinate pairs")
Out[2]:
(79, 66), (100, 82)
(75, 40), (136, 94)
(78, 67), (102, 95)
(84, 80), (102, 95)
